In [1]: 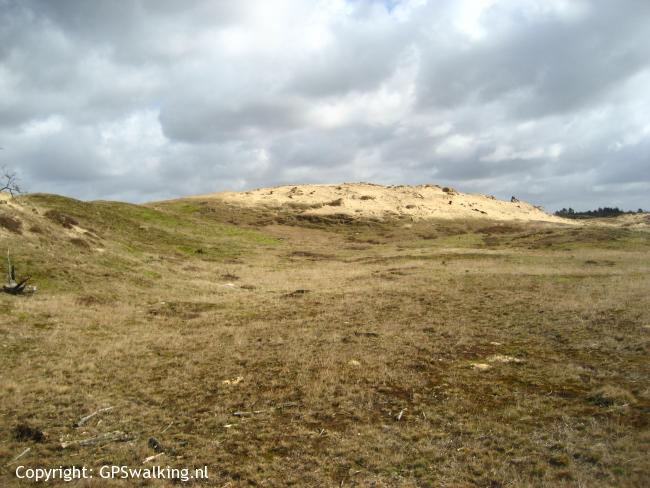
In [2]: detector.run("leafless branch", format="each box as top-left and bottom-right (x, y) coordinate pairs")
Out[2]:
(1, 166), (21, 197)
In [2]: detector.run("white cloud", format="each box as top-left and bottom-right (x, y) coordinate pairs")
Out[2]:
(20, 116), (65, 137)
(98, 110), (166, 175)
(481, 143), (563, 162)
(453, 0), (498, 40)
(435, 134), (476, 158)
(307, 52), (417, 128)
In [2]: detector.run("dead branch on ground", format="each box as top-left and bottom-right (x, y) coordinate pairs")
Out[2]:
(3, 250), (35, 295)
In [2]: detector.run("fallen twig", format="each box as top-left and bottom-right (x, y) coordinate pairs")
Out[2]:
(232, 402), (298, 417)
(61, 430), (131, 448)
(6, 447), (30, 466)
(75, 406), (114, 427)
(143, 453), (164, 464)
(3, 251), (36, 295)
(277, 402), (298, 408)
(160, 421), (173, 434)
(233, 410), (266, 417)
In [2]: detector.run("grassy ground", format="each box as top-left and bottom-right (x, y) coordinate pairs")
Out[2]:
(0, 195), (649, 487)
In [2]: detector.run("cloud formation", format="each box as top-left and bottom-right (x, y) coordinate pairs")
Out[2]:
(1, 0), (649, 210)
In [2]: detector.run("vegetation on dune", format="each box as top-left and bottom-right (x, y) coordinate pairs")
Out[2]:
(0, 194), (280, 293)
(0, 194), (648, 486)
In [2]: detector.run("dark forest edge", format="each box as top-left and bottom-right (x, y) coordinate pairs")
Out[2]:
(555, 207), (645, 219)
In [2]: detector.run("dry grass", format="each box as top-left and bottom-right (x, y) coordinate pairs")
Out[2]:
(0, 195), (648, 486)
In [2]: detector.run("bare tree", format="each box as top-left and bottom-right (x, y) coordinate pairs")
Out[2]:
(1, 166), (21, 197)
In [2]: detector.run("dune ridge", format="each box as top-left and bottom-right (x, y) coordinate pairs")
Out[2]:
(194, 182), (567, 223)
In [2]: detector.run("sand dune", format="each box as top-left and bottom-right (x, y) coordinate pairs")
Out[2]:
(193, 183), (568, 223)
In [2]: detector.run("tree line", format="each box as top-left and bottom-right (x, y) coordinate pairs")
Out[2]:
(555, 207), (645, 219)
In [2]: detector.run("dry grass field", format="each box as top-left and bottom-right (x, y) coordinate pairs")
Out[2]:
(1, 192), (649, 487)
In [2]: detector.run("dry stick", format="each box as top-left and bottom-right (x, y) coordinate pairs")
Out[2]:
(232, 402), (298, 417)
(160, 421), (173, 434)
(6, 447), (30, 466)
(5, 249), (13, 286)
(233, 409), (266, 417)
(142, 453), (164, 464)
(75, 406), (114, 427)
(61, 430), (131, 448)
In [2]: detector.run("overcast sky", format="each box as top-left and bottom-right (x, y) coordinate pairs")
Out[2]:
(1, 0), (649, 210)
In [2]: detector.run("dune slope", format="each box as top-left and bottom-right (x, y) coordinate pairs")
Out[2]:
(194, 183), (567, 223)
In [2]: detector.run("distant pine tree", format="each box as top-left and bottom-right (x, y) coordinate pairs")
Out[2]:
(554, 206), (638, 219)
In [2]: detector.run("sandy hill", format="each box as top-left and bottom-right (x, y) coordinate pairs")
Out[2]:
(193, 183), (567, 223)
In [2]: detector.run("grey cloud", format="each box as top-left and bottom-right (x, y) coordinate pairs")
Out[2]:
(0, 3), (161, 127)
(19, 0), (245, 64)
(595, 140), (650, 185)
(417, 0), (650, 118)
(286, 10), (412, 97)
(269, 131), (353, 171)
(159, 98), (307, 144)
(6, 127), (105, 184)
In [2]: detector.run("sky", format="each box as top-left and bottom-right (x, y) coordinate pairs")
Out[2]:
(1, 0), (649, 211)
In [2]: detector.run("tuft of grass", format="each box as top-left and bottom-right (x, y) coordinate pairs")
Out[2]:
(0, 215), (22, 234)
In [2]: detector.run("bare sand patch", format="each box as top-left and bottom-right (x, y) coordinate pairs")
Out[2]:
(192, 183), (569, 223)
